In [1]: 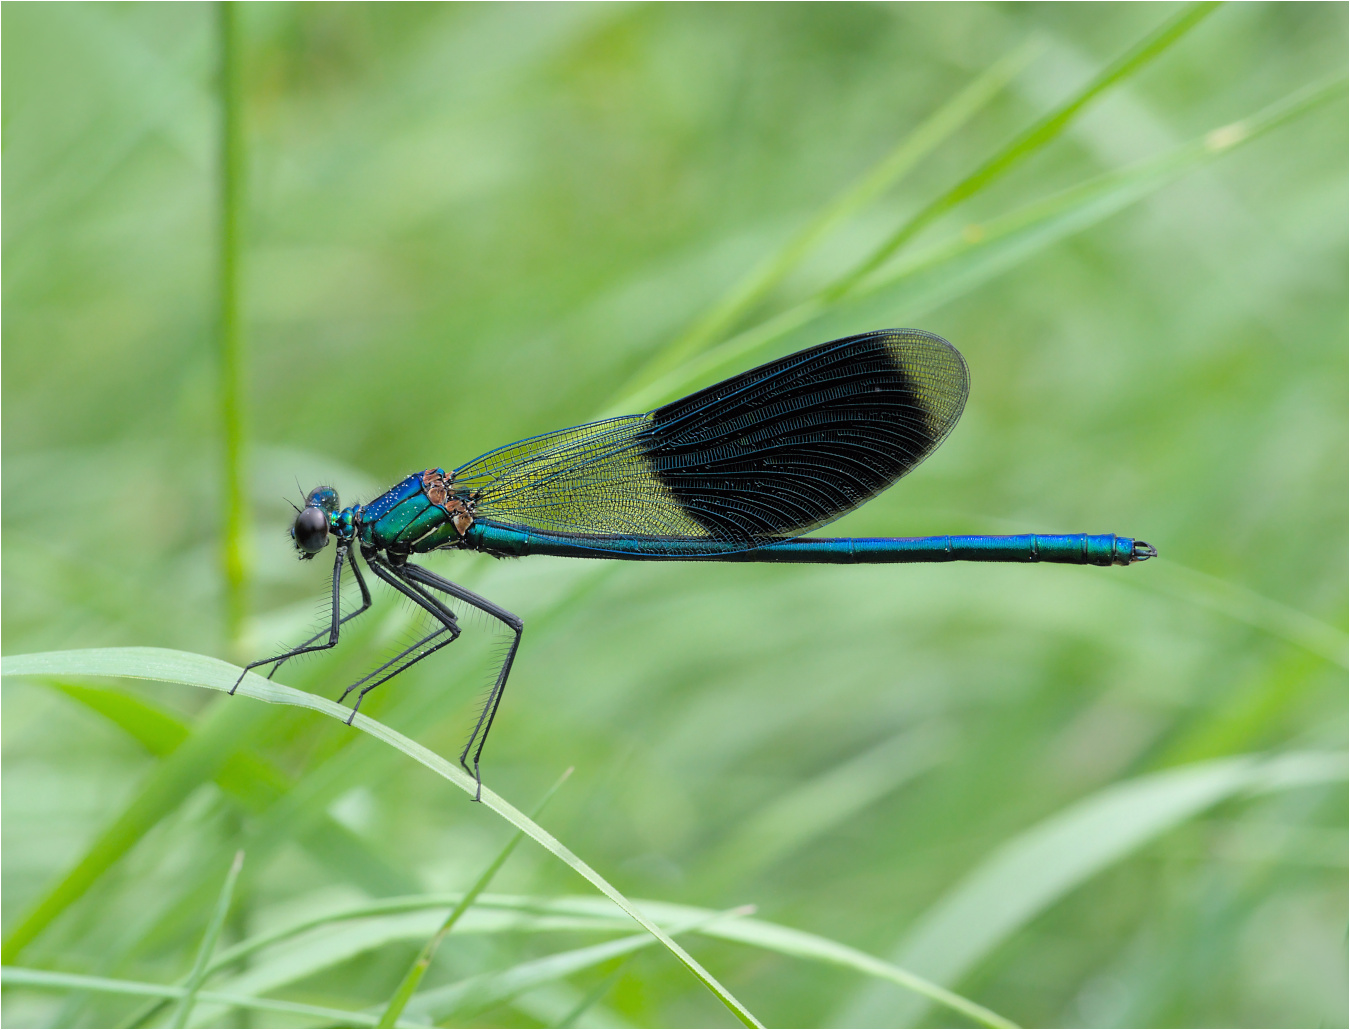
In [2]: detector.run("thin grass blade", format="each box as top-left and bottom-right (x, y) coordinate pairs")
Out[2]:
(180, 888), (1019, 1028)
(839, 751), (1348, 1026)
(216, 0), (249, 654)
(169, 849), (244, 1028)
(0, 695), (267, 964)
(1, 966), (427, 1028)
(405, 907), (754, 1023)
(1134, 559), (1348, 668)
(376, 767), (574, 1028)
(617, 42), (1038, 401)
(0, 648), (765, 1030)
(825, 1), (1220, 299)
(611, 73), (1344, 415)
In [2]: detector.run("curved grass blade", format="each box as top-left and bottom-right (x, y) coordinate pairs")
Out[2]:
(506, 897), (1020, 1029)
(403, 907), (754, 1023)
(1134, 559), (1348, 669)
(552, 956), (633, 1028)
(839, 750), (1348, 1026)
(169, 849), (243, 1028)
(701, 724), (951, 890)
(7, 606), (432, 969)
(376, 768), (573, 1028)
(112, 565), (617, 991)
(617, 42), (1039, 403)
(193, 911), (635, 1017)
(613, 73), (1345, 416)
(0, 648), (765, 1030)
(0, 966), (426, 1028)
(44, 679), (419, 897)
(825, 1), (1220, 300)
(181, 889), (1018, 1028)
(0, 694), (267, 964)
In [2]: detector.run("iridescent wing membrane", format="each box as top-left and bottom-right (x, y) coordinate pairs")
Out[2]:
(453, 329), (969, 554)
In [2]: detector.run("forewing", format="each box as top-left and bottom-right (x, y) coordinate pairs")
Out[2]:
(454, 415), (709, 538)
(456, 329), (968, 548)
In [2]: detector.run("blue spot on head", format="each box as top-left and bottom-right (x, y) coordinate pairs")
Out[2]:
(306, 486), (340, 513)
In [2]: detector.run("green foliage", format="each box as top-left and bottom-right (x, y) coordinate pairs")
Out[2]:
(374, 770), (571, 1028)
(3, 4), (1345, 1027)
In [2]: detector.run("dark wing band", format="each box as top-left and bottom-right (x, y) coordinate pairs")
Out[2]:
(456, 329), (969, 548)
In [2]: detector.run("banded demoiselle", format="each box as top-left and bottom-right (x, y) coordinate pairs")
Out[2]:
(232, 329), (1155, 798)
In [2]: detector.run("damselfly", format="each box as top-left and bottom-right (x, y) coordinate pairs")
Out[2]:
(232, 329), (1155, 797)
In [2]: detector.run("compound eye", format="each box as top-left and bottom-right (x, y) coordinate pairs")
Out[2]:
(292, 506), (330, 554)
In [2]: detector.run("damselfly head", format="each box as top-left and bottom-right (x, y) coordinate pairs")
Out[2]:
(292, 486), (339, 559)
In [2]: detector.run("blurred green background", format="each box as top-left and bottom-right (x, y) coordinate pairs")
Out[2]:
(3, 3), (1346, 1027)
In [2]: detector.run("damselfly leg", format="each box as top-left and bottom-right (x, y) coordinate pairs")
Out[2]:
(379, 559), (523, 800)
(341, 555), (465, 723)
(230, 543), (373, 693)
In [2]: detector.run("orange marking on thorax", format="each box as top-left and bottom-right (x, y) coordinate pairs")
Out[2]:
(421, 469), (475, 537)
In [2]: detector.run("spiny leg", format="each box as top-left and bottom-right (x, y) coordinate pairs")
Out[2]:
(349, 555), (466, 723)
(338, 625), (460, 721)
(231, 544), (366, 694)
(337, 607), (461, 718)
(265, 546), (373, 679)
(399, 561), (523, 801)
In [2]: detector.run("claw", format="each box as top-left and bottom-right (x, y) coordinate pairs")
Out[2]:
(1131, 539), (1158, 562)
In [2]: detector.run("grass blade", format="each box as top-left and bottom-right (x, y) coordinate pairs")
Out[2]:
(160, 887), (1019, 1028)
(46, 679), (422, 901)
(0, 695), (266, 964)
(1134, 559), (1348, 669)
(169, 849), (244, 1028)
(824, 1), (1221, 299)
(376, 768), (573, 1028)
(617, 42), (1037, 400)
(552, 957), (633, 1028)
(840, 750), (1348, 1026)
(405, 907), (753, 1023)
(701, 724), (950, 889)
(609, 73), (1344, 416)
(46, 680), (195, 754)
(216, 0), (249, 652)
(693, 911), (1019, 1029)
(1, 648), (765, 1030)
(0, 966), (425, 1028)
(203, 911), (631, 1004)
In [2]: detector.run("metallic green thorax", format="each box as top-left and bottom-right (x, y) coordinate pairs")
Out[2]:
(349, 468), (473, 555)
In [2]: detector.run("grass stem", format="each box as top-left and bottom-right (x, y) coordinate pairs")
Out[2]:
(217, 0), (249, 655)
(376, 768), (573, 1028)
(169, 850), (244, 1028)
